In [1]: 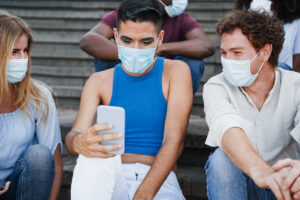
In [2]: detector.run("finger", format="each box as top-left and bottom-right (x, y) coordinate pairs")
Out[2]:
(86, 132), (122, 144)
(88, 143), (122, 153)
(269, 178), (284, 200)
(0, 182), (10, 194)
(283, 168), (300, 190)
(291, 177), (300, 193)
(89, 151), (116, 159)
(87, 124), (113, 136)
(293, 191), (300, 200)
(273, 159), (294, 171)
(274, 173), (292, 200)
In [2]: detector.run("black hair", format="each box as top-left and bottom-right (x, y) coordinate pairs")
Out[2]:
(116, 0), (163, 33)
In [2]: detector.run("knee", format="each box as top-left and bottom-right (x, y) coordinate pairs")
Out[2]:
(19, 144), (54, 174)
(205, 148), (242, 184)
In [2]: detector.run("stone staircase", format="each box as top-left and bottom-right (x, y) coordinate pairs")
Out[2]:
(0, 0), (234, 199)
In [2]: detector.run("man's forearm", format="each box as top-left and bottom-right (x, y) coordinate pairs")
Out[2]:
(134, 140), (184, 198)
(159, 38), (215, 59)
(80, 34), (119, 61)
(221, 127), (272, 181)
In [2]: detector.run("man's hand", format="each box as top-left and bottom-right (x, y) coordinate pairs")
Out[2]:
(250, 166), (292, 200)
(0, 182), (10, 195)
(273, 159), (300, 199)
(73, 124), (122, 158)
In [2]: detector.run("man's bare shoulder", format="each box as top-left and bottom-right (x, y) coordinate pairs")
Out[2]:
(163, 58), (191, 79)
(85, 68), (114, 92)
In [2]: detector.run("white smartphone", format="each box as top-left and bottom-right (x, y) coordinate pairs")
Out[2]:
(97, 105), (125, 155)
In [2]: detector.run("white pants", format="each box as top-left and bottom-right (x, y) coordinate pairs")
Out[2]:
(71, 155), (185, 200)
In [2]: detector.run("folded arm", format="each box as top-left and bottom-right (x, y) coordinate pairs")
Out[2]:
(157, 28), (215, 59)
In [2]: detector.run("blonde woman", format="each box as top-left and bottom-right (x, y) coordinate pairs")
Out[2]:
(0, 12), (62, 200)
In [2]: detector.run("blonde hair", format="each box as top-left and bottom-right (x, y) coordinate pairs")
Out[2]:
(0, 11), (49, 121)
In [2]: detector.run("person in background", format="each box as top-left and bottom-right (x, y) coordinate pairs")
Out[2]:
(0, 11), (62, 200)
(80, 0), (215, 93)
(203, 10), (300, 200)
(66, 0), (193, 199)
(234, 0), (300, 72)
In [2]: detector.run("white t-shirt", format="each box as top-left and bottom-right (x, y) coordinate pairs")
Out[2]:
(279, 19), (300, 68)
(250, 0), (272, 13)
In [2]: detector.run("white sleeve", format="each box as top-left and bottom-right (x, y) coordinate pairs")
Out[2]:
(293, 19), (300, 54)
(203, 81), (250, 148)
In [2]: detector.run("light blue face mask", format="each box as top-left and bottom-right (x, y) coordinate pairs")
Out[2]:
(221, 51), (264, 87)
(6, 58), (28, 83)
(117, 44), (157, 74)
(158, 0), (188, 17)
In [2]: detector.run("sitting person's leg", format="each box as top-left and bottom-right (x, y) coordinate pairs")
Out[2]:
(94, 59), (120, 72)
(205, 148), (247, 200)
(246, 177), (276, 200)
(174, 56), (205, 94)
(0, 144), (54, 200)
(122, 163), (185, 200)
(71, 155), (129, 200)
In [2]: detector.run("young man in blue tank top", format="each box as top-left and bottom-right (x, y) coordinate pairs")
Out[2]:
(65, 0), (193, 199)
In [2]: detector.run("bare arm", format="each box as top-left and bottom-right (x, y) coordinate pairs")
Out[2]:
(65, 73), (121, 157)
(80, 23), (119, 61)
(293, 54), (300, 73)
(221, 127), (291, 200)
(49, 145), (62, 200)
(133, 61), (193, 199)
(157, 28), (215, 59)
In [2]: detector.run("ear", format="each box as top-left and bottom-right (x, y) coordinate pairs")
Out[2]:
(261, 43), (272, 63)
(157, 30), (165, 47)
(113, 28), (119, 45)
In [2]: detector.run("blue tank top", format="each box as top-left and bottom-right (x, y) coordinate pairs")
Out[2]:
(109, 57), (167, 156)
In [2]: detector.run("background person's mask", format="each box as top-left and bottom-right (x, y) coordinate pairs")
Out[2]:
(159, 0), (188, 17)
(6, 58), (28, 83)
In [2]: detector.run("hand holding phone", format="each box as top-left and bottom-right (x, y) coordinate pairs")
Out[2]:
(97, 105), (125, 155)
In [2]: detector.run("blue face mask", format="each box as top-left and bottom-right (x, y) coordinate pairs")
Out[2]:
(117, 44), (157, 74)
(6, 58), (28, 83)
(221, 51), (264, 87)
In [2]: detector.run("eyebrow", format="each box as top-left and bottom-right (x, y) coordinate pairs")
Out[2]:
(220, 47), (244, 51)
(120, 36), (132, 40)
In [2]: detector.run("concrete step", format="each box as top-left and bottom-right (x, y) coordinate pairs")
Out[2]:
(31, 65), (93, 86)
(3, 7), (227, 23)
(0, 1), (232, 12)
(59, 155), (209, 200)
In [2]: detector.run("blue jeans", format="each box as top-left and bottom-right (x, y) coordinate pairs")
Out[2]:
(278, 62), (293, 71)
(205, 148), (276, 200)
(0, 144), (55, 200)
(94, 57), (205, 94)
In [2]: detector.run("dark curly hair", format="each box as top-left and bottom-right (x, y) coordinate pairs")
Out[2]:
(234, 0), (300, 23)
(216, 10), (284, 67)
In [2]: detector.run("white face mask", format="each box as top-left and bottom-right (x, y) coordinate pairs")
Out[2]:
(6, 58), (28, 83)
(221, 51), (264, 87)
(250, 0), (273, 14)
(158, 0), (188, 17)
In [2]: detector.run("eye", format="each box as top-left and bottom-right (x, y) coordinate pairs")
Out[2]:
(142, 40), (153, 45)
(121, 38), (132, 44)
(234, 51), (242, 55)
(220, 51), (226, 56)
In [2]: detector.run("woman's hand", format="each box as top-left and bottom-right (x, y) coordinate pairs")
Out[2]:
(0, 182), (10, 195)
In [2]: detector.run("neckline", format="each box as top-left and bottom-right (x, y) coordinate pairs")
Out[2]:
(0, 108), (22, 120)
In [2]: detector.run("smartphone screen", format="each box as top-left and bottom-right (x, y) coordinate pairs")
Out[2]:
(0, 179), (5, 190)
(97, 105), (125, 155)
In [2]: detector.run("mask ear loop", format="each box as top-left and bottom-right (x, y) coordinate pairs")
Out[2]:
(158, 0), (167, 7)
(254, 50), (265, 74)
